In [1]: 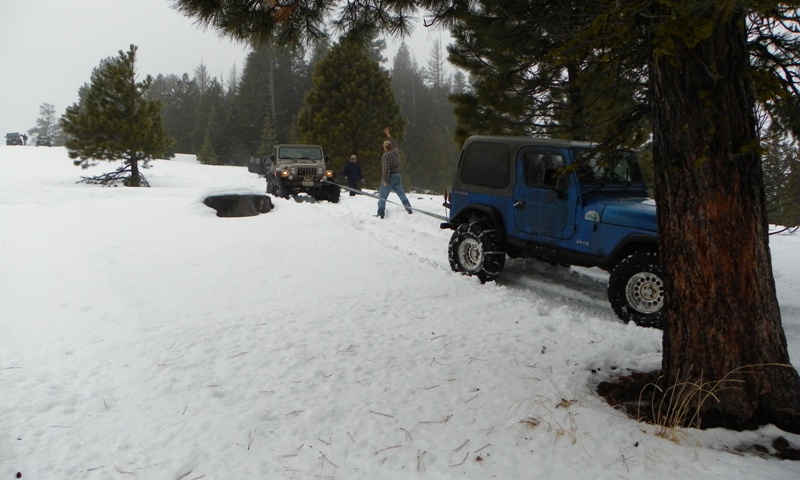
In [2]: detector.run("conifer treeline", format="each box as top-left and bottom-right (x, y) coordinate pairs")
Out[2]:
(148, 39), (462, 193)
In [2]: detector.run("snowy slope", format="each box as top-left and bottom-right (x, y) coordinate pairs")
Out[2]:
(1, 146), (798, 479)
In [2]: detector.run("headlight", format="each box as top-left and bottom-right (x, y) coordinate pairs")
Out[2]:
(290, 167), (297, 175)
(317, 167), (323, 175)
(280, 170), (290, 177)
(325, 170), (335, 178)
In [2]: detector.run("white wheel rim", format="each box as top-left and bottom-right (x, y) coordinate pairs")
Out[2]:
(625, 271), (663, 314)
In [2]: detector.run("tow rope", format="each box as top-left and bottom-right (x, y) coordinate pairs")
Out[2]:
(323, 179), (449, 221)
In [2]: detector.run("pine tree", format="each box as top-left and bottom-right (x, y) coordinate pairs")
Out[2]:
(194, 76), (227, 157)
(390, 43), (429, 190)
(197, 130), (220, 165)
(762, 136), (800, 228)
(150, 73), (200, 154)
(226, 41), (311, 164)
(194, 61), (211, 96)
(60, 45), (173, 187)
(410, 39), (459, 192)
(643, 2), (800, 432)
(228, 47), (274, 164)
(28, 103), (63, 144)
(257, 117), (277, 157)
(297, 40), (405, 184)
(448, 0), (649, 145)
(268, 42), (311, 142)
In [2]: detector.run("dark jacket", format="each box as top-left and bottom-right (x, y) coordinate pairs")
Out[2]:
(342, 161), (363, 187)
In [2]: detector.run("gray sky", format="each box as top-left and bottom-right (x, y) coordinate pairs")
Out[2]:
(0, 0), (249, 136)
(0, 0), (445, 137)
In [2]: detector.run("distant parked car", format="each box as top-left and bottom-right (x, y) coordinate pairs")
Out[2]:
(37, 134), (52, 147)
(6, 132), (23, 146)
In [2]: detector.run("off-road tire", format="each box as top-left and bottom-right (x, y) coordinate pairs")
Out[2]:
(267, 178), (279, 197)
(448, 222), (506, 283)
(608, 251), (664, 328)
(270, 179), (290, 199)
(326, 185), (340, 203)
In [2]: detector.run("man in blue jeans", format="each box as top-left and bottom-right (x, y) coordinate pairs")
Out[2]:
(377, 127), (412, 219)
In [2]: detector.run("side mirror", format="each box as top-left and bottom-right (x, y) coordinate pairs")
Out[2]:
(269, 154), (276, 164)
(325, 155), (331, 164)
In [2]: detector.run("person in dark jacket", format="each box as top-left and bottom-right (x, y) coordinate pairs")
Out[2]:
(342, 154), (364, 196)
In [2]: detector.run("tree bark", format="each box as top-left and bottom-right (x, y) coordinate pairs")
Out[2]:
(129, 157), (141, 187)
(650, 6), (800, 432)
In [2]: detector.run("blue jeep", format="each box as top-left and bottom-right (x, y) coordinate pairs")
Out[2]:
(442, 136), (663, 327)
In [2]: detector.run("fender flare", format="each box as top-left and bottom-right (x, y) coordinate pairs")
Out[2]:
(606, 234), (659, 268)
(449, 204), (507, 242)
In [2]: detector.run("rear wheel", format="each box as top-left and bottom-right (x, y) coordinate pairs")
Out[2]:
(608, 251), (664, 328)
(448, 222), (505, 283)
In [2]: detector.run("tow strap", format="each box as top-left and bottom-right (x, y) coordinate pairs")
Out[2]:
(323, 179), (449, 221)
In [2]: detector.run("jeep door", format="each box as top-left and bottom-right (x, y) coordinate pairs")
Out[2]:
(512, 147), (577, 240)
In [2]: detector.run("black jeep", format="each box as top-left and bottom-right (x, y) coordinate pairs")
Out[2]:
(6, 133), (23, 146)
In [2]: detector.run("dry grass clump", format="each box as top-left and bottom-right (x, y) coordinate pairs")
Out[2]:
(635, 364), (791, 437)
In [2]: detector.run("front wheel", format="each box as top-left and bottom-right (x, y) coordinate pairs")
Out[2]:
(448, 222), (506, 283)
(608, 252), (664, 328)
(267, 177), (282, 197)
(326, 184), (340, 203)
(271, 179), (290, 199)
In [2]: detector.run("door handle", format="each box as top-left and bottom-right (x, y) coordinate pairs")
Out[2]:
(514, 200), (525, 208)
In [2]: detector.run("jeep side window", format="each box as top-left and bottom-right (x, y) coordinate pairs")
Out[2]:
(460, 142), (510, 188)
(575, 148), (643, 185)
(523, 152), (565, 188)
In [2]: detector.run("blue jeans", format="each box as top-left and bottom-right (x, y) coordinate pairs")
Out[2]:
(377, 172), (411, 216)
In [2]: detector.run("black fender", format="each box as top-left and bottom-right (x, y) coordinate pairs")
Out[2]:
(605, 234), (659, 269)
(447, 204), (507, 243)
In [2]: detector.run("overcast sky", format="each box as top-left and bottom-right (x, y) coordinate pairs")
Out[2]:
(0, 0), (446, 137)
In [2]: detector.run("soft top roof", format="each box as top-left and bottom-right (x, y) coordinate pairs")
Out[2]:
(463, 135), (596, 151)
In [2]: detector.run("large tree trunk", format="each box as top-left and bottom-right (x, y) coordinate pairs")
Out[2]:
(650, 6), (800, 432)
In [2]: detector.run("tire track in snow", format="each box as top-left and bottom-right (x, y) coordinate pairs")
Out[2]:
(325, 190), (623, 324)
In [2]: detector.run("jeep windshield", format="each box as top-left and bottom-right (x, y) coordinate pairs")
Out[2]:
(574, 148), (644, 186)
(277, 146), (323, 160)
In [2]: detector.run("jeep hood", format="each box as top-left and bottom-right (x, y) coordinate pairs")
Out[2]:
(584, 197), (657, 232)
(276, 159), (319, 165)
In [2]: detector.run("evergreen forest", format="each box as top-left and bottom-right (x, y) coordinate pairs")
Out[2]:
(33, 26), (798, 227)
(146, 38), (462, 194)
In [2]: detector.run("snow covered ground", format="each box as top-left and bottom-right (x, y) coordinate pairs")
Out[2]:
(1, 146), (798, 479)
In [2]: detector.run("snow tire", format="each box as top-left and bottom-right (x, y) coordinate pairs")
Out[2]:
(327, 185), (340, 203)
(608, 251), (664, 328)
(448, 221), (506, 283)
